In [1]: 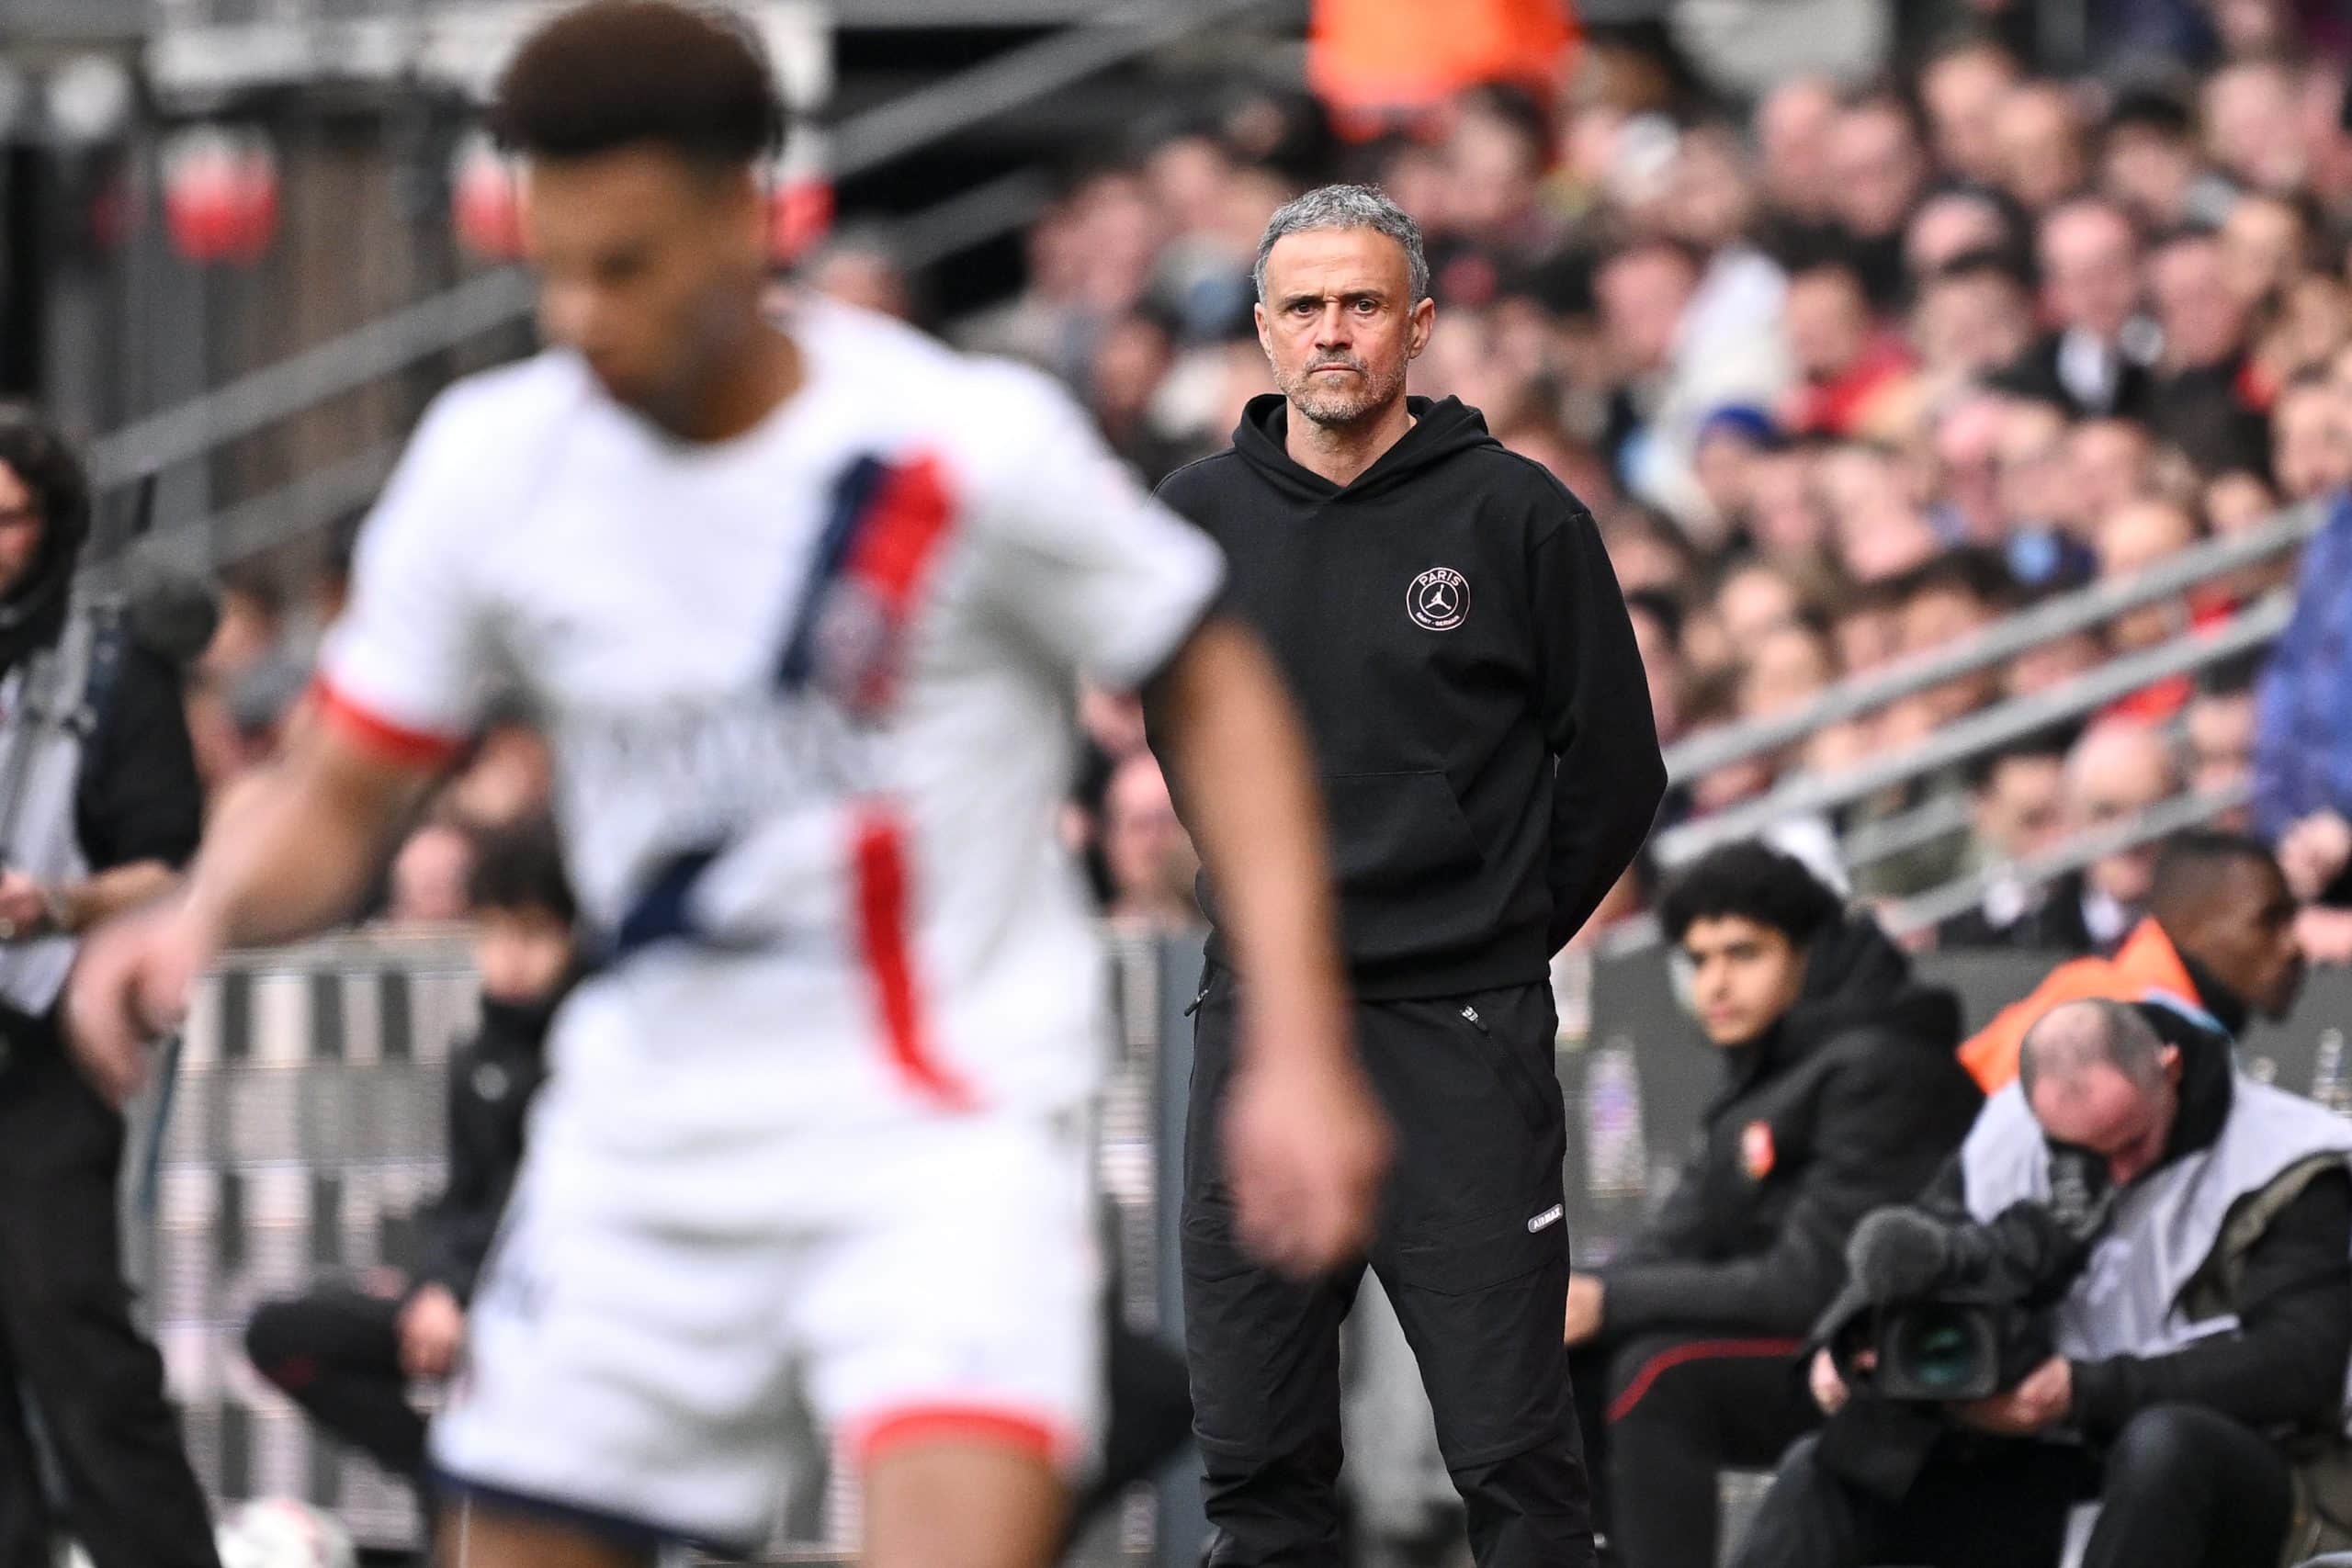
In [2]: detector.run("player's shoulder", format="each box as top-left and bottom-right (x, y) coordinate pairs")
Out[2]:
(410, 351), (597, 457)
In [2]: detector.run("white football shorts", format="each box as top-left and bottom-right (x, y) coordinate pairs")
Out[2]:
(429, 1064), (1104, 1555)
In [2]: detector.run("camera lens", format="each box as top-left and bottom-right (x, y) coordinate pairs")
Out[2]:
(1889, 1305), (1992, 1396)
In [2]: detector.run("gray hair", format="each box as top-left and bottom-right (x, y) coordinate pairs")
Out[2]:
(2018, 998), (2167, 1100)
(1252, 184), (1430, 305)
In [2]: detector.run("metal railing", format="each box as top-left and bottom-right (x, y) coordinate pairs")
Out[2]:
(1655, 589), (2292, 868)
(1658, 503), (2322, 787)
(1877, 782), (2248, 940)
(90, 0), (1284, 510)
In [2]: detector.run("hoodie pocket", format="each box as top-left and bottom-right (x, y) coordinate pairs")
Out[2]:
(1320, 770), (1485, 897)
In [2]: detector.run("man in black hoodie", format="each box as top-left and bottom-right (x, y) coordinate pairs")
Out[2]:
(1562, 841), (1980, 1568)
(245, 819), (574, 1520)
(1152, 184), (1666, 1568)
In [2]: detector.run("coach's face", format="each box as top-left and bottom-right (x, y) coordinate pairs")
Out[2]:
(524, 145), (767, 429)
(1256, 228), (1433, 431)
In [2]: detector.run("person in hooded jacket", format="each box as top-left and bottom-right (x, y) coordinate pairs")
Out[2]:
(245, 818), (576, 1521)
(1151, 185), (1665, 1568)
(0, 409), (214, 1568)
(1561, 840), (1982, 1568)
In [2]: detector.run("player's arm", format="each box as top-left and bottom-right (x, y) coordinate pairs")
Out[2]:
(973, 365), (1387, 1273)
(66, 712), (439, 1105)
(68, 381), (492, 1107)
(1143, 615), (1389, 1274)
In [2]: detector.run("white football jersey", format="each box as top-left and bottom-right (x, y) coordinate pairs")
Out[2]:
(320, 301), (1222, 1127)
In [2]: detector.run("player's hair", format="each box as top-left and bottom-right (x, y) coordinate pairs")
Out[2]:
(1658, 840), (1844, 946)
(491, 0), (786, 167)
(468, 816), (578, 925)
(1253, 184), (1430, 304)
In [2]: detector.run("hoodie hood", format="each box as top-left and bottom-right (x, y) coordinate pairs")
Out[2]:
(1726, 916), (1962, 1092)
(1230, 393), (1502, 504)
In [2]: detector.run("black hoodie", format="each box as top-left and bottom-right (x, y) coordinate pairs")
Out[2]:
(1154, 394), (1664, 999)
(409, 988), (560, 1305)
(1598, 917), (1982, 1337)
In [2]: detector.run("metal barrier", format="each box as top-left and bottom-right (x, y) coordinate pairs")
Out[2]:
(1655, 591), (2292, 870)
(1658, 504), (2323, 790)
(138, 926), (2352, 1560)
(143, 928), (1189, 1562)
(90, 0), (1289, 512)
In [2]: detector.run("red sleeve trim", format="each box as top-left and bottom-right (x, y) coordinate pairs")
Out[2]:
(847, 1403), (1074, 1470)
(308, 675), (466, 770)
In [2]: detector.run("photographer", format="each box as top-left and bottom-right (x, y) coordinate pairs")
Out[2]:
(1563, 840), (1980, 1568)
(1737, 997), (2352, 1568)
(244, 818), (574, 1520)
(0, 410), (215, 1566)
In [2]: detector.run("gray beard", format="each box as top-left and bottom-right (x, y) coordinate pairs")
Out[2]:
(1278, 360), (1407, 429)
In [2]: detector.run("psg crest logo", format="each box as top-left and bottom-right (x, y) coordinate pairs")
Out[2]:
(1408, 567), (1468, 631)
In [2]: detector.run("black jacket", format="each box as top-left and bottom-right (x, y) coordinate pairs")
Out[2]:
(1600, 917), (1982, 1337)
(411, 995), (553, 1304)
(1993, 333), (2157, 422)
(1153, 394), (1664, 999)
(1938, 868), (2102, 956)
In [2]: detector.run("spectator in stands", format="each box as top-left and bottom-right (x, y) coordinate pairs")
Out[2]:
(1825, 91), (1930, 311)
(385, 819), (477, 928)
(2270, 369), (2352, 502)
(1564, 840), (1979, 1568)
(1911, 254), (2039, 397)
(1917, 35), (2021, 188)
(802, 227), (919, 323)
(247, 820), (574, 1523)
(1993, 80), (2093, 216)
(2099, 86), (2212, 231)
(2099, 497), (2205, 720)
(1753, 77), (1841, 258)
(1625, 590), (1690, 751)
(2004, 197), (2155, 420)
(2183, 665), (2262, 829)
(2146, 225), (2271, 475)
(1903, 190), (2018, 288)
(1994, 397), (2098, 589)
(1960, 830), (2305, 1091)
(1781, 259), (1914, 439)
(1940, 728), (2079, 948)
(2058, 721), (2183, 953)
(1742, 996), (2352, 1568)
(1098, 753), (1201, 931)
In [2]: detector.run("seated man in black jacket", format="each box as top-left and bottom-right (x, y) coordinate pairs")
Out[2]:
(1737, 997), (2352, 1568)
(245, 819), (575, 1513)
(1563, 841), (1982, 1568)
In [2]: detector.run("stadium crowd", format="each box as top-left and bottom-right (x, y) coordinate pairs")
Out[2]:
(174, 1), (2352, 959)
(75, 3), (2352, 1564)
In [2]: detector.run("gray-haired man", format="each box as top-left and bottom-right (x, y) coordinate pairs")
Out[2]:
(1150, 185), (1664, 1565)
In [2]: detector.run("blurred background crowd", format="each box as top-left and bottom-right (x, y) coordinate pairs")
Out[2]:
(171, 0), (2352, 968)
